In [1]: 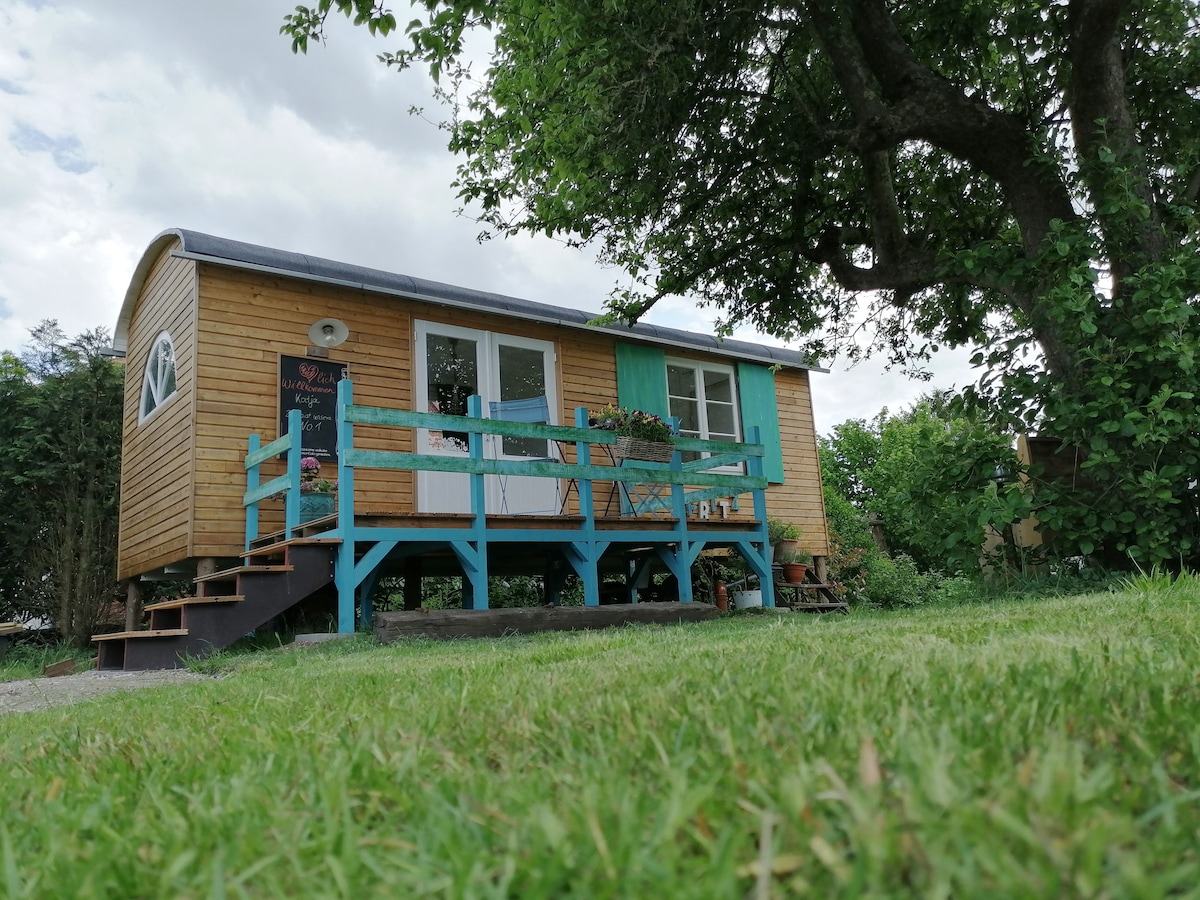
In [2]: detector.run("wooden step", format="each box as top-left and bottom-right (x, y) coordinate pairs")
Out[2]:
(144, 595), (244, 612)
(775, 582), (836, 590)
(195, 564), (294, 583)
(250, 516), (339, 549)
(242, 537), (342, 560)
(92, 628), (189, 642)
(0, 621), (24, 637)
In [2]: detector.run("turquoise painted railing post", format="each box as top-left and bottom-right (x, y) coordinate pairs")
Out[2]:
(574, 407), (594, 528)
(573, 406), (600, 606)
(746, 425), (775, 608)
(466, 394), (489, 610)
(669, 446), (694, 602)
(245, 395), (771, 623)
(284, 408), (302, 540)
(336, 379), (356, 632)
(245, 433), (261, 550)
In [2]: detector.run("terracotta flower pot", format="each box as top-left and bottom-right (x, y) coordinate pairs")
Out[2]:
(781, 562), (808, 585)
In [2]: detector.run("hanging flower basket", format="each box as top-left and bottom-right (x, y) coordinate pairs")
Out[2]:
(590, 405), (675, 463)
(615, 436), (674, 463)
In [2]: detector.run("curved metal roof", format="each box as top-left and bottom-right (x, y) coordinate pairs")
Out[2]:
(114, 228), (821, 371)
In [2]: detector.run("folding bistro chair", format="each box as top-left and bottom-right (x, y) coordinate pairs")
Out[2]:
(487, 396), (561, 514)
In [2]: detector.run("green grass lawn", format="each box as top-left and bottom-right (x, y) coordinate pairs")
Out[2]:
(3, 585), (1199, 897)
(0, 642), (96, 683)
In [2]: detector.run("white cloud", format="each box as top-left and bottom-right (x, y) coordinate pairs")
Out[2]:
(0, 0), (975, 431)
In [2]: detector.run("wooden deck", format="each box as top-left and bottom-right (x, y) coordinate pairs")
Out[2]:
(240, 387), (782, 632)
(251, 510), (763, 547)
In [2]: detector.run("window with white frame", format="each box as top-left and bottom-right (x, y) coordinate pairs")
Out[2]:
(139, 332), (177, 421)
(666, 359), (740, 464)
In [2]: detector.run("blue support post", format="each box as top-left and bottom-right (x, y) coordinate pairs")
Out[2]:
(574, 407), (595, 528)
(245, 433), (261, 550)
(351, 538), (399, 630)
(570, 406), (602, 605)
(465, 394), (489, 610)
(668, 445), (694, 603)
(284, 408), (302, 540)
(746, 425), (775, 608)
(656, 541), (703, 603)
(565, 542), (609, 606)
(358, 567), (382, 630)
(335, 380), (357, 632)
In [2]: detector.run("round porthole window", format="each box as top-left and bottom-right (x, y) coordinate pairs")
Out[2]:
(139, 332), (177, 420)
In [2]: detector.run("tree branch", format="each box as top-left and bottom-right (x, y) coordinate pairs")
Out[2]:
(846, 0), (1078, 256)
(1068, 0), (1165, 283)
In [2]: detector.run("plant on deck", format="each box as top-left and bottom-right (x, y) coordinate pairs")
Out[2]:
(299, 456), (337, 494)
(588, 404), (673, 444)
(767, 517), (801, 545)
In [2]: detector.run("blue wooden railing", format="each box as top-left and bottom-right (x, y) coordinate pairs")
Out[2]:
(243, 379), (777, 623)
(243, 407), (303, 549)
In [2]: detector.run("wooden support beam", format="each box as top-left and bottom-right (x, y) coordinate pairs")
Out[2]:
(375, 602), (719, 642)
(403, 557), (422, 610)
(124, 579), (144, 633)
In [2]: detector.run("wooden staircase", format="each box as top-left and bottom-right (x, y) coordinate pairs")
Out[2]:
(772, 563), (848, 613)
(95, 538), (339, 671)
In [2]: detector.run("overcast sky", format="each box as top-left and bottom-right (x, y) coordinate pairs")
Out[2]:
(0, 0), (977, 432)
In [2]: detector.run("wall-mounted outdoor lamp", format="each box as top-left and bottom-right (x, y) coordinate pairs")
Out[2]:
(308, 317), (349, 348)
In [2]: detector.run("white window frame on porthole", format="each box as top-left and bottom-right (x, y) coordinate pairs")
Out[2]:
(665, 358), (742, 471)
(139, 331), (178, 423)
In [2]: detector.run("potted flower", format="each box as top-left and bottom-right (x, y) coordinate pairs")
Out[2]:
(589, 404), (674, 462)
(776, 546), (814, 585)
(768, 517), (802, 562)
(298, 456), (338, 522)
(589, 403), (625, 431)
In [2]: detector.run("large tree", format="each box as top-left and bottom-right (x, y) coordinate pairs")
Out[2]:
(284, 1), (1200, 566)
(0, 323), (124, 645)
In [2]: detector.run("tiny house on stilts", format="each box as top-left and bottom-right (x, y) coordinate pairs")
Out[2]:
(99, 230), (830, 669)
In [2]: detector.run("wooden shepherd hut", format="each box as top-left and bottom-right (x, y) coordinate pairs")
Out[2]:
(100, 229), (831, 668)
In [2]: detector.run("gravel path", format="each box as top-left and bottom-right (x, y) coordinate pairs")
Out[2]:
(0, 669), (213, 715)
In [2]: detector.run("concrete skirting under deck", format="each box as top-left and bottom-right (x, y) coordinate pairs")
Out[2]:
(375, 601), (720, 641)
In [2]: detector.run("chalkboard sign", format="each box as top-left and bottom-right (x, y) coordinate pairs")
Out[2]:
(279, 355), (349, 462)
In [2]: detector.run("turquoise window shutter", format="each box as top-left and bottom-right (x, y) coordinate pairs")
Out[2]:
(737, 362), (785, 484)
(615, 343), (669, 415)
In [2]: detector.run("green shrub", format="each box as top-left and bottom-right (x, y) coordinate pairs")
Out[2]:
(928, 574), (985, 605)
(822, 485), (877, 555)
(861, 553), (936, 609)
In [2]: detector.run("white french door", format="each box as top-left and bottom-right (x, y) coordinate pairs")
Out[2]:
(415, 321), (559, 514)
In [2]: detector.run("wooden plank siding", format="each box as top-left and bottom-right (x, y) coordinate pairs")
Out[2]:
(116, 243), (196, 580)
(191, 267), (417, 557)
(119, 258), (828, 575)
(766, 366), (830, 556)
